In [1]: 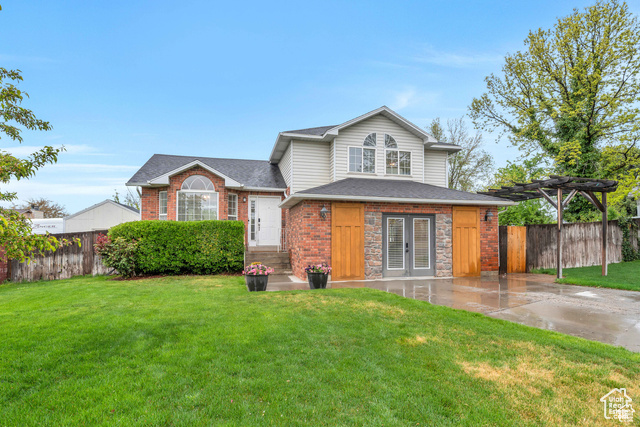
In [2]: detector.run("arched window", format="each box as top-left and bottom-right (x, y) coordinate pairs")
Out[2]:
(181, 175), (215, 191)
(177, 175), (218, 221)
(348, 133), (377, 173)
(384, 134), (397, 148)
(384, 134), (411, 175)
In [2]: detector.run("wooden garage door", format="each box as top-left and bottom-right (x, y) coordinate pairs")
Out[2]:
(331, 203), (364, 280)
(452, 206), (481, 277)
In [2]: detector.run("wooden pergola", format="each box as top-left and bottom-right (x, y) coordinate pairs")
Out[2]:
(478, 175), (618, 278)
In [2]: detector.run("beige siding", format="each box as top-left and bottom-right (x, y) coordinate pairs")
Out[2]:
(65, 203), (139, 233)
(333, 115), (425, 182)
(278, 143), (292, 188)
(329, 140), (335, 181)
(423, 150), (448, 187)
(291, 140), (331, 192)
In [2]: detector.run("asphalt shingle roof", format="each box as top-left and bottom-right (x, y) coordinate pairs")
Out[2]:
(127, 154), (287, 189)
(282, 125), (337, 136)
(297, 178), (507, 202)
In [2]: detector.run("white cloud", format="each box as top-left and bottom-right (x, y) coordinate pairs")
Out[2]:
(391, 88), (416, 110)
(3, 144), (106, 158)
(413, 47), (503, 68)
(389, 87), (440, 111)
(45, 163), (140, 172)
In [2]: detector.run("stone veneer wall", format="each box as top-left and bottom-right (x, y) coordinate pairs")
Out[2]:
(287, 201), (331, 278)
(363, 203), (453, 278)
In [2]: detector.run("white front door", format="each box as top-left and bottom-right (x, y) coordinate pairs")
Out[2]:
(251, 197), (281, 246)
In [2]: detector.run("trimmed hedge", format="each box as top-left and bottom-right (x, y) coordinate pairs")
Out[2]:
(109, 220), (245, 275)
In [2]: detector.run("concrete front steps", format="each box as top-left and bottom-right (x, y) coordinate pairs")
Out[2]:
(245, 251), (292, 276)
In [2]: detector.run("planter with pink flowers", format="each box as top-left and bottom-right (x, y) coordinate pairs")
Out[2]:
(305, 264), (331, 289)
(243, 262), (274, 292)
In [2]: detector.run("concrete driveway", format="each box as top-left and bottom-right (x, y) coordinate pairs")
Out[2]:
(268, 273), (640, 352)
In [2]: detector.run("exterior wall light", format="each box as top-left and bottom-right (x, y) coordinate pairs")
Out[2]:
(484, 209), (494, 222)
(243, 197), (247, 203)
(320, 205), (329, 219)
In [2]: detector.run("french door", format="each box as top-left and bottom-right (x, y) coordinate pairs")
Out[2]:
(382, 214), (435, 277)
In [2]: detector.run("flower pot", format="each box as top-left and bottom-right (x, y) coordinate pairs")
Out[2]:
(245, 274), (269, 292)
(307, 272), (328, 289)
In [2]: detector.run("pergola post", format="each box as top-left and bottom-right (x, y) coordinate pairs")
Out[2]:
(602, 192), (608, 276)
(557, 188), (563, 279)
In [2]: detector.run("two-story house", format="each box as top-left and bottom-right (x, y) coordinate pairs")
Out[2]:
(127, 106), (513, 280)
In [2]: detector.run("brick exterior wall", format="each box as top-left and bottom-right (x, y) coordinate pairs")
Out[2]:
(480, 206), (499, 273)
(139, 171), (498, 279)
(287, 201), (331, 278)
(0, 248), (8, 283)
(287, 200), (498, 280)
(139, 166), (286, 246)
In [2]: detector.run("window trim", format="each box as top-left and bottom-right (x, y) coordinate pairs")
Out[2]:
(159, 190), (167, 220)
(385, 149), (412, 176)
(347, 146), (377, 174)
(227, 193), (238, 220)
(176, 189), (219, 221)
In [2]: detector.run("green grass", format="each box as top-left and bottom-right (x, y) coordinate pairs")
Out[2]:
(531, 260), (640, 291)
(1, 276), (639, 426)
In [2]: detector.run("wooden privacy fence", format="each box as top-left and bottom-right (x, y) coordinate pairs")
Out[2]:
(500, 219), (639, 273)
(8, 230), (111, 283)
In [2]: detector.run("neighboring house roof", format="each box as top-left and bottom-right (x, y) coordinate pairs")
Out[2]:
(280, 178), (516, 208)
(269, 105), (462, 163)
(126, 154), (287, 190)
(65, 199), (140, 220)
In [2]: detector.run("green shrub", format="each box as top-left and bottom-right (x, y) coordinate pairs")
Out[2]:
(94, 234), (138, 278)
(109, 220), (245, 275)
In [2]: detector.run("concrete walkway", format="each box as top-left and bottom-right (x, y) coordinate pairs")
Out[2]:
(268, 273), (640, 352)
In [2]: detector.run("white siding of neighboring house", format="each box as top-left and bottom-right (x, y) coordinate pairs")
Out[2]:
(278, 143), (292, 188)
(65, 202), (139, 233)
(290, 140), (332, 193)
(423, 150), (448, 187)
(333, 115), (425, 182)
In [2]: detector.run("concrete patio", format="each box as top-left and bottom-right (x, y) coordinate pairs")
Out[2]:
(268, 273), (640, 352)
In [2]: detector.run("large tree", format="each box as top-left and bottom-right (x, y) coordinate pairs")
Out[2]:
(428, 117), (494, 191)
(469, 0), (640, 216)
(14, 198), (69, 218)
(491, 155), (555, 226)
(0, 66), (69, 261)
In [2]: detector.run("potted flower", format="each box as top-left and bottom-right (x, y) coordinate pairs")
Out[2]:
(243, 262), (274, 292)
(305, 264), (331, 289)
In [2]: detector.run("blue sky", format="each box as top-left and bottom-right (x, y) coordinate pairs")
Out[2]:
(2, 0), (638, 213)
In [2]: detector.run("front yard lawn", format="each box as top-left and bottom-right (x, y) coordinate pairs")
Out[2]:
(532, 260), (640, 291)
(1, 275), (638, 426)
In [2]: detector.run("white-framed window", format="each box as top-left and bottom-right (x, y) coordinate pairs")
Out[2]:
(177, 175), (218, 221)
(228, 193), (238, 220)
(159, 191), (167, 220)
(385, 134), (411, 175)
(348, 133), (376, 173)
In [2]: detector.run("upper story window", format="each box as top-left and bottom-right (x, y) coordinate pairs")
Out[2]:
(385, 134), (411, 175)
(159, 191), (167, 220)
(348, 133), (376, 174)
(177, 175), (218, 221)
